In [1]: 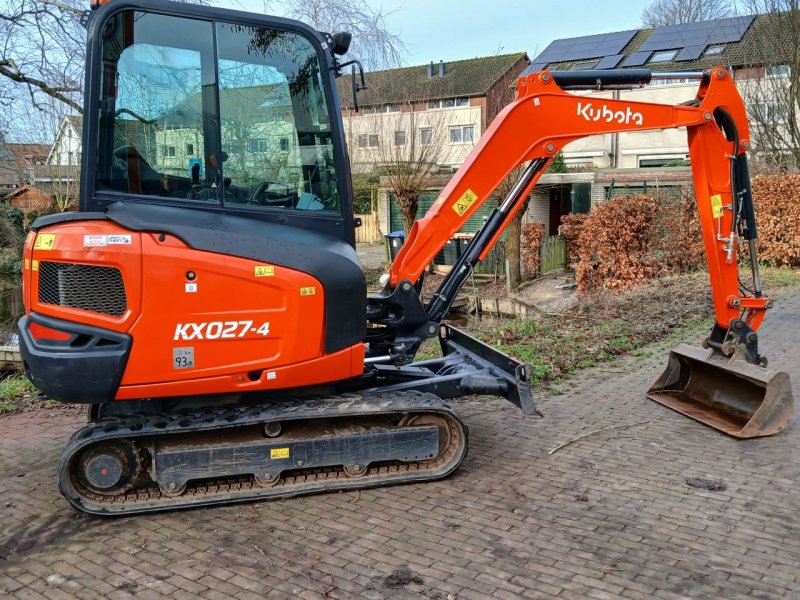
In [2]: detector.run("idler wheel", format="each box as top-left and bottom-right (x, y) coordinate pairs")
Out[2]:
(76, 441), (139, 495)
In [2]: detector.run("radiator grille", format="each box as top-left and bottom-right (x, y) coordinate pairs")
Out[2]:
(38, 262), (127, 317)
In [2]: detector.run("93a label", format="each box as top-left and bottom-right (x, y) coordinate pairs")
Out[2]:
(173, 320), (270, 341)
(173, 347), (195, 369)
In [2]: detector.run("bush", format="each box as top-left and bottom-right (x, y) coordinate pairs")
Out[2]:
(751, 174), (800, 267)
(559, 213), (587, 268)
(520, 222), (546, 278)
(574, 195), (661, 291)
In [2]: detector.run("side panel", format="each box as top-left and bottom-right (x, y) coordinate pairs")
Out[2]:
(123, 233), (325, 385)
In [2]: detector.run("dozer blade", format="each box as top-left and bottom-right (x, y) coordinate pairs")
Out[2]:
(647, 343), (794, 438)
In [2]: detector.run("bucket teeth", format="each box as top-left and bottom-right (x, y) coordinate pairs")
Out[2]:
(647, 343), (794, 439)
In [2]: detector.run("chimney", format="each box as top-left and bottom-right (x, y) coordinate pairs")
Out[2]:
(428, 62), (435, 79)
(439, 60), (446, 77)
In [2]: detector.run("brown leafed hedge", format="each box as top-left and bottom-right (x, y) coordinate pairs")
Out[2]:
(565, 174), (800, 291)
(569, 193), (706, 291)
(520, 222), (546, 278)
(751, 174), (800, 267)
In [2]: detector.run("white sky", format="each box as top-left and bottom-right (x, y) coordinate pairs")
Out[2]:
(232, 0), (657, 66)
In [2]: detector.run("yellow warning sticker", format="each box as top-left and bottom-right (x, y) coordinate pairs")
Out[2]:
(710, 194), (723, 218)
(31, 260), (39, 271)
(25, 232), (34, 245)
(300, 286), (316, 296)
(270, 447), (290, 460)
(24, 258), (29, 270)
(452, 189), (478, 217)
(34, 234), (56, 250)
(254, 265), (275, 277)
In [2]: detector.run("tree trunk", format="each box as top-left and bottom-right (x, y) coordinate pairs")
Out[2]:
(505, 198), (530, 288)
(398, 191), (419, 235)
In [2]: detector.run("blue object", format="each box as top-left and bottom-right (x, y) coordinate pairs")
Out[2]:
(189, 158), (203, 178)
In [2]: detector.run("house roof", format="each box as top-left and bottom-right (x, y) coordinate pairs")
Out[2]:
(524, 13), (787, 75)
(66, 115), (83, 133)
(338, 52), (529, 108)
(8, 143), (49, 166)
(159, 84), (287, 128)
(3, 185), (51, 200)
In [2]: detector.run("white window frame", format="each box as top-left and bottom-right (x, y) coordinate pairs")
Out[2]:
(420, 128), (433, 145)
(449, 125), (474, 144)
(704, 45), (726, 57)
(649, 50), (678, 63)
(767, 64), (790, 78)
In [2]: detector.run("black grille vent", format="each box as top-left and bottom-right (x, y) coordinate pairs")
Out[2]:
(38, 262), (127, 317)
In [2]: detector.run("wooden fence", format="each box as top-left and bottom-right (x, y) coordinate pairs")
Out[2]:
(540, 235), (566, 275)
(354, 213), (382, 243)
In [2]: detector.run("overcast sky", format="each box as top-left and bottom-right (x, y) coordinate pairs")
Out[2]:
(233, 0), (657, 66)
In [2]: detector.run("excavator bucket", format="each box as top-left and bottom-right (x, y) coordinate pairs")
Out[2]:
(647, 343), (794, 438)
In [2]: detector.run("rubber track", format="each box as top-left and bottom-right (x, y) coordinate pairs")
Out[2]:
(59, 391), (468, 515)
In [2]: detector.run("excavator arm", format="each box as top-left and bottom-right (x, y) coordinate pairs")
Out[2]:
(369, 67), (792, 438)
(390, 67), (766, 335)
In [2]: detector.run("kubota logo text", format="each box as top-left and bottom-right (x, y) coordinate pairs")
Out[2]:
(577, 102), (643, 126)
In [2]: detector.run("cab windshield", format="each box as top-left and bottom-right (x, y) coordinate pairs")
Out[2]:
(95, 11), (339, 213)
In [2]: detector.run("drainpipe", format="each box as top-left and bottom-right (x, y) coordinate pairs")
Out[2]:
(610, 89), (620, 168)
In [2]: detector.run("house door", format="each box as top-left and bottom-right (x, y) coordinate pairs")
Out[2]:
(548, 187), (570, 235)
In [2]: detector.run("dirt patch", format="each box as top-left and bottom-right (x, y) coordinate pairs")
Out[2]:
(382, 565), (423, 589)
(513, 274), (578, 313)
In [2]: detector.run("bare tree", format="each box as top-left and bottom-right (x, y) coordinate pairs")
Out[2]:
(737, 1), (800, 171)
(0, 0), (86, 117)
(0, 0), (210, 138)
(348, 100), (448, 234)
(641, 0), (734, 26)
(283, 0), (406, 69)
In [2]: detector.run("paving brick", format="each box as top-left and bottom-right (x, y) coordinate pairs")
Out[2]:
(2, 289), (800, 600)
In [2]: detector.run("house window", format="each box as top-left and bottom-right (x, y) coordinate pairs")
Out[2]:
(767, 64), (790, 78)
(384, 104), (401, 113)
(428, 98), (468, 109)
(449, 125), (474, 144)
(649, 50), (678, 63)
(160, 145), (176, 157)
(358, 134), (379, 148)
(750, 102), (787, 123)
(572, 60), (599, 70)
(420, 128), (433, 145)
(361, 106), (377, 114)
(279, 138), (289, 152)
(704, 45), (726, 56)
(186, 143), (194, 155)
(638, 155), (690, 168)
(249, 139), (268, 153)
(394, 130), (406, 146)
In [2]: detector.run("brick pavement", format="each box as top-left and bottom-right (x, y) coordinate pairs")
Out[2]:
(1, 288), (799, 599)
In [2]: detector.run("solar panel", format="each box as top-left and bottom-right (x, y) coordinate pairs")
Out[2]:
(621, 51), (652, 67)
(533, 29), (637, 64)
(675, 45), (705, 61)
(520, 62), (547, 77)
(638, 15), (755, 52)
(595, 54), (624, 70)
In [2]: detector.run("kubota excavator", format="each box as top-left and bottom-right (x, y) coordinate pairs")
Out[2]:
(18, 0), (793, 515)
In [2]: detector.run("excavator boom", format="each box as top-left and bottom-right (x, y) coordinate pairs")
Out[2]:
(373, 67), (792, 438)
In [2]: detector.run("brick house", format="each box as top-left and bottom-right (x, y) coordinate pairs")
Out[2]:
(339, 53), (530, 174)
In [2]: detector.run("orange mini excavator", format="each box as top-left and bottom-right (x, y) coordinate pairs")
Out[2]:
(19, 0), (793, 514)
